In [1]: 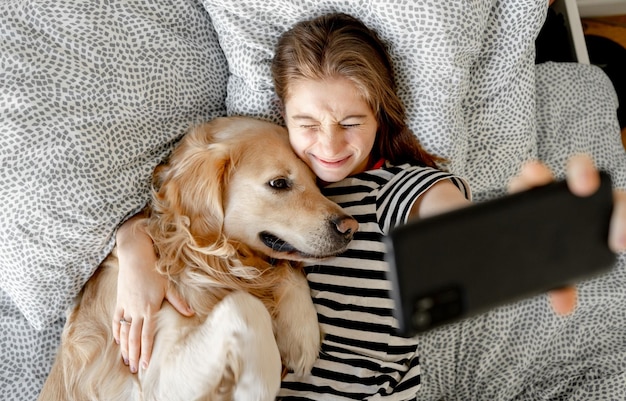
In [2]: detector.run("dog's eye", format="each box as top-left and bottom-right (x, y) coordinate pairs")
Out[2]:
(268, 178), (291, 190)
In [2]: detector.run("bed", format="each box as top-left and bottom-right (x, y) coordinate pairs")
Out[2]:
(1, 0), (626, 400)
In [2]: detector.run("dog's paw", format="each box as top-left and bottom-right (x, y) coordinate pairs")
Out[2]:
(274, 271), (323, 375)
(276, 306), (322, 376)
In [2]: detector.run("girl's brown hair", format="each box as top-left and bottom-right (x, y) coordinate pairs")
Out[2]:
(271, 12), (443, 168)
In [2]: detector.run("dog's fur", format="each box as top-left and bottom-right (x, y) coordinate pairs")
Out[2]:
(39, 116), (358, 401)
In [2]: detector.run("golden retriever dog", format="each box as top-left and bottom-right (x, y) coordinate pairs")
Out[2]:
(39, 116), (358, 401)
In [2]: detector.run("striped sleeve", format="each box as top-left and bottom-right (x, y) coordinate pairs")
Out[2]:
(377, 165), (471, 234)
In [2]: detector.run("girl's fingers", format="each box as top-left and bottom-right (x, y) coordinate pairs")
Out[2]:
(565, 154), (600, 197)
(549, 287), (578, 316)
(112, 309), (123, 345)
(140, 316), (156, 370)
(166, 287), (194, 317)
(563, 154), (626, 253)
(119, 317), (130, 366)
(508, 160), (553, 194)
(127, 318), (143, 374)
(610, 190), (626, 253)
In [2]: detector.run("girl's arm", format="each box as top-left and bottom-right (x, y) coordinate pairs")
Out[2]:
(112, 214), (194, 374)
(408, 179), (470, 220)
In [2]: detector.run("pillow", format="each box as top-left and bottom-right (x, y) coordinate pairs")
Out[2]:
(536, 62), (626, 189)
(202, 0), (547, 199)
(462, 1), (547, 199)
(0, 0), (228, 330)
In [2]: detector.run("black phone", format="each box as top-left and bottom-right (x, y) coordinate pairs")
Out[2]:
(385, 172), (616, 336)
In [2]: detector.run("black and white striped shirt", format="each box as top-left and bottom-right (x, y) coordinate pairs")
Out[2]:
(279, 163), (470, 400)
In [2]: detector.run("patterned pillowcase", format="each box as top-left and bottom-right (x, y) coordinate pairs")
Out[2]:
(202, 0), (547, 199)
(0, 0), (228, 330)
(461, 1), (546, 199)
(536, 62), (626, 189)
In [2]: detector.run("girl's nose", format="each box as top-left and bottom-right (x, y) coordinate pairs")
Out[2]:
(318, 125), (344, 155)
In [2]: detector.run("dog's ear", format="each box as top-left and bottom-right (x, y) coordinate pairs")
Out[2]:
(147, 122), (234, 276)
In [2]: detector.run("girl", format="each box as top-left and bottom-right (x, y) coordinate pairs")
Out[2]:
(270, 13), (469, 398)
(113, 12), (626, 399)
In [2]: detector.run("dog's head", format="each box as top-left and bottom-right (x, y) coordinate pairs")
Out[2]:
(148, 116), (358, 276)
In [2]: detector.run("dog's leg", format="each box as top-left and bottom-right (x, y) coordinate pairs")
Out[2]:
(274, 270), (322, 375)
(142, 291), (282, 401)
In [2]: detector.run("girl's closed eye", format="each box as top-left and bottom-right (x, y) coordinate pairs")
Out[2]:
(339, 115), (367, 129)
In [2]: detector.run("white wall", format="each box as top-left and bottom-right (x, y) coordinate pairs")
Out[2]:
(577, 0), (626, 17)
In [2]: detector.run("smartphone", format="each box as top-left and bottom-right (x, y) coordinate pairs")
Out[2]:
(385, 172), (616, 336)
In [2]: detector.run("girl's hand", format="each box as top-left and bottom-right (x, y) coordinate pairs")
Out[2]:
(509, 154), (626, 315)
(112, 215), (194, 373)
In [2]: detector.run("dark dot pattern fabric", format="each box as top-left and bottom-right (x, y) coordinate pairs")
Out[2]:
(0, 0), (227, 331)
(2, 0), (626, 400)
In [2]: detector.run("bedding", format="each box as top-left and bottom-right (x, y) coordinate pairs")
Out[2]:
(1, 0), (626, 400)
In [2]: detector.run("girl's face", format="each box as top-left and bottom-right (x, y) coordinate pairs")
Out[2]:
(284, 77), (378, 184)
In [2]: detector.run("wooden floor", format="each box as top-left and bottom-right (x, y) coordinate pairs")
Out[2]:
(583, 15), (626, 48)
(581, 15), (626, 149)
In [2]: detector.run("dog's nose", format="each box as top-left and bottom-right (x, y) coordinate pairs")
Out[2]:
(331, 215), (358, 241)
